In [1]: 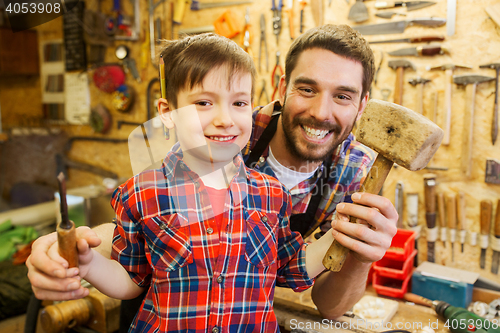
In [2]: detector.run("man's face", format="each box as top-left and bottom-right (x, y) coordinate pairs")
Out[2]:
(165, 67), (253, 167)
(279, 48), (368, 163)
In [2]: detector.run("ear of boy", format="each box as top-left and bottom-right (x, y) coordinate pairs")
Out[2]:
(158, 98), (175, 129)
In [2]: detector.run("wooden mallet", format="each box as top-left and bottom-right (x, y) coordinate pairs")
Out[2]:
(322, 99), (444, 272)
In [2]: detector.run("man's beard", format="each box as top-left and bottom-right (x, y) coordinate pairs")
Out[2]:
(281, 99), (355, 163)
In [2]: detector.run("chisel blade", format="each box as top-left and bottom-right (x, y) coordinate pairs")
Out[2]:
(492, 251), (500, 274)
(427, 242), (435, 262)
(480, 248), (486, 269)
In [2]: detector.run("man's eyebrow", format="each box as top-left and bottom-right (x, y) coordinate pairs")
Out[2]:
(337, 85), (360, 95)
(293, 76), (318, 86)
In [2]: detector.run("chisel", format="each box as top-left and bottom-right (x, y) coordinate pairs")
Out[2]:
(437, 192), (447, 245)
(492, 199), (500, 274)
(456, 191), (467, 253)
(424, 174), (437, 262)
(406, 192), (419, 266)
(446, 193), (456, 262)
(479, 199), (492, 270)
(56, 172), (78, 268)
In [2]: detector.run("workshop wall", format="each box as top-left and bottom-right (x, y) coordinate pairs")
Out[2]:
(0, 0), (499, 280)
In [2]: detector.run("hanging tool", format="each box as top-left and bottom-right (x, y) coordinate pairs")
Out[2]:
(479, 199), (492, 270)
(298, 0), (306, 33)
(286, 0), (295, 39)
(437, 192), (447, 245)
(214, 10), (241, 38)
(271, 51), (284, 100)
(150, 0), (168, 66)
(446, 193), (457, 262)
(453, 74), (495, 178)
(447, 0), (456, 36)
(374, 0), (436, 11)
(272, 0), (283, 45)
(56, 172), (78, 269)
(191, 0), (253, 10)
(395, 182), (404, 229)
(406, 192), (419, 266)
(456, 191), (467, 253)
(492, 199), (500, 274)
(259, 14), (269, 73)
(348, 0), (369, 23)
(429, 64), (472, 146)
(258, 79), (270, 106)
(388, 59), (416, 105)
(322, 99), (443, 272)
(352, 17), (446, 35)
(310, 0), (324, 27)
(242, 8), (253, 58)
(373, 50), (384, 87)
(388, 45), (449, 57)
(375, 12), (406, 19)
(479, 62), (500, 145)
(369, 35), (444, 44)
(115, 45), (141, 83)
(408, 77), (431, 115)
(423, 174), (437, 263)
(404, 293), (500, 333)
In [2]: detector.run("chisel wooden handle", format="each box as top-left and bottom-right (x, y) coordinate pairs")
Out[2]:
(57, 220), (78, 268)
(322, 154), (393, 272)
(437, 192), (446, 228)
(480, 200), (493, 236)
(495, 199), (500, 238)
(446, 194), (457, 231)
(424, 174), (437, 215)
(457, 191), (466, 231)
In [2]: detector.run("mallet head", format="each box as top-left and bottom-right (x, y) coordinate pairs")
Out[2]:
(355, 99), (444, 171)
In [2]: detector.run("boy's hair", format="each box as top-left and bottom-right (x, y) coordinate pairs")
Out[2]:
(285, 24), (375, 100)
(158, 33), (257, 108)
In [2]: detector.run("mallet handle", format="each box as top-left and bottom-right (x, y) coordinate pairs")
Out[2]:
(322, 153), (394, 272)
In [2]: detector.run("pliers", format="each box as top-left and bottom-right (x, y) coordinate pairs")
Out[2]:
(272, 0), (283, 45)
(242, 8), (252, 57)
(258, 79), (270, 106)
(271, 51), (284, 100)
(259, 14), (269, 73)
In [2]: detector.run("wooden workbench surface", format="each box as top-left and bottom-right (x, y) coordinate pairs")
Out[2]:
(274, 285), (448, 333)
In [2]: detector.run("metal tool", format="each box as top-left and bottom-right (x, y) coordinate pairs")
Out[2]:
(388, 45), (449, 57)
(370, 35), (444, 44)
(447, 0), (456, 36)
(259, 14), (269, 73)
(380, 88), (391, 101)
(298, 0), (306, 33)
(286, 0), (295, 39)
(258, 79), (270, 106)
(149, 0), (167, 65)
(348, 0), (369, 23)
(429, 64), (472, 146)
(409, 77), (431, 115)
(242, 8), (252, 57)
(492, 199), (500, 274)
(353, 17), (446, 35)
(446, 193), (457, 262)
(395, 182), (404, 228)
(191, 0), (253, 10)
(56, 172), (78, 268)
(486, 159), (500, 184)
(479, 62), (500, 145)
(453, 75), (495, 178)
(424, 174), (437, 263)
(322, 99), (443, 272)
(456, 191), (466, 253)
(115, 44), (141, 83)
(374, 1), (436, 11)
(272, 0), (283, 45)
(375, 12), (406, 19)
(479, 199), (492, 270)
(373, 50), (384, 87)
(388, 59), (416, 105)
(271, 51), (284, 100)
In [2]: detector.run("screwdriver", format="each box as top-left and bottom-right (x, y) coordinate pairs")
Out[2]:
(57, 172), (78, 268)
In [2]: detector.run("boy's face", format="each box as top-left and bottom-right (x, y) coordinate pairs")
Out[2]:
(162, 67), (253, 168)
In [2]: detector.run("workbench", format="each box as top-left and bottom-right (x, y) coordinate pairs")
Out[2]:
(274, 285), (450, 333)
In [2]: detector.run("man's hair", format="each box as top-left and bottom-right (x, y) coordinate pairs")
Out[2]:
(158, 33), (257, 108)
(285, 25), (375, 99)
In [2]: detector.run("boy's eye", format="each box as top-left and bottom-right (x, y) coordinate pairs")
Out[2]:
(195, 101), (211, 107)
(233, 101), (248, 107)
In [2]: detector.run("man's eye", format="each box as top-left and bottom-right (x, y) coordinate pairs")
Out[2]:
(300, 88), (314, 94)
(336, 94), (351, 100)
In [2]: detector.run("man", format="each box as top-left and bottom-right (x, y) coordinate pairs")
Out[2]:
(27, 24), (397, 323)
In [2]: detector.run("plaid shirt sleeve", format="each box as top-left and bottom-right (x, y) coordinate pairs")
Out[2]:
(110, 179), (152, 287)
(275, 185), (314, 292)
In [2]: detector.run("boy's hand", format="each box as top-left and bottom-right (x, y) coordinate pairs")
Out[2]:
(26, 226), (101, 300)
(332, 192), (398, 264)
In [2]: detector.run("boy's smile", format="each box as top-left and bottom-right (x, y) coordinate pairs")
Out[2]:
(160, 66), (253, 172)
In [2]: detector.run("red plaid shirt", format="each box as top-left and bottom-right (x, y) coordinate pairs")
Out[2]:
(111, 146), (313, 333)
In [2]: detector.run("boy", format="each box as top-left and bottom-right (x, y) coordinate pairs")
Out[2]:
(76, 34), (335, 332)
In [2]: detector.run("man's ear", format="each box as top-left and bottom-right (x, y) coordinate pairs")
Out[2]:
(158, 98), (175, 129)
(278, 75), (287, 106)
(356, 92), (370, 122)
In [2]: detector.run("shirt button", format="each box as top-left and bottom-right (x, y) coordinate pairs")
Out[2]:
(179, 162), (186, 170)
(259, 156), (265, 164)
(194, 181), (200, 188)
(159, 223), (167, 230)
(216, 275), (223, 283)
(261, 216), (268, 223)
(212, 327), (219, 333)
(207, 227), (214, 234)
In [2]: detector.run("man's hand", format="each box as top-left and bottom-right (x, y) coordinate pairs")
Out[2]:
(26, 226), (102, 300)
(331, 192), (398, 263)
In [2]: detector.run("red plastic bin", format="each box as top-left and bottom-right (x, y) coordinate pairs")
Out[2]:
(384, 229), (416, 261)
(373, 249), (417, 280)
(372, 271), (412, 299)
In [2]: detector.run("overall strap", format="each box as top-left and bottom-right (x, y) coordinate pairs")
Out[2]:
(245, 113), (280, 167)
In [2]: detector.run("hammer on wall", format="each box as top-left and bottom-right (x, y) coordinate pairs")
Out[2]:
(453, 74), (495, 178)
(322, 99), (443, 272)
(388, 59), (416, 105)
(479, 62), (500, 145)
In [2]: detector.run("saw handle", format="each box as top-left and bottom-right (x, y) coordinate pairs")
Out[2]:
(322, 154), (393, 272)
(480, 200), (493, 236)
